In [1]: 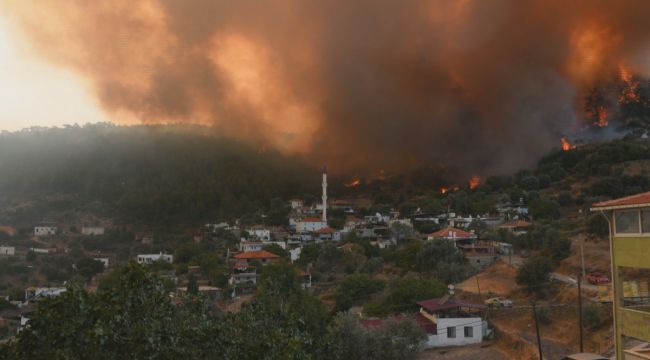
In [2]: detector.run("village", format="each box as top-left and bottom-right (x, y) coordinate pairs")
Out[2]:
(3, 164), (645, 359)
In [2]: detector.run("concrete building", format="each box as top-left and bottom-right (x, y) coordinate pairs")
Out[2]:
(137, 253), (173, 264)
(34, 225), (57, 237)
(296, 218), (327, 233)
(0, 246), (15, 256)
(416, 297), (488, 348)
(81, 226), (105, 236)
(591, 192), (650, 359)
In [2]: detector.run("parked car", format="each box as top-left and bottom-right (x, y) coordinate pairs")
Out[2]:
(484, 297), (513, 308)
(587, 272), (610, 285)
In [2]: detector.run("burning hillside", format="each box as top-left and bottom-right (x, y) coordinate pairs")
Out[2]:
(1, 0), (649, 178)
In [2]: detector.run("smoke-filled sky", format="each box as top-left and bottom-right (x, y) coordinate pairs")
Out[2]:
(1, 0), (649, 177)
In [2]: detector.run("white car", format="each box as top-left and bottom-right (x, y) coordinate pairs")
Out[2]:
(484, 297), (513, 308)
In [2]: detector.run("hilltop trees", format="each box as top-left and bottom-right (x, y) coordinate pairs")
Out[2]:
(516, 256), (553, 294)
(0, 263), (428, 360)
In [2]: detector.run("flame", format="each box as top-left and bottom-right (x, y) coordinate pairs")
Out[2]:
(344, 178), (361, 188)
(440, 184), (460, 194)
(596, 106), (608, 127)
(561, 137), (577, 151)
(618, 64), (641, 104)
(468, 176), (481, 189)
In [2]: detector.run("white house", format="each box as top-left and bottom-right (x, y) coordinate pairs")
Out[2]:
(0, 246), (15, 256)
(137, 253), (173, 264)
(81, 226), (105, 236)
(296, 218), (327, 233)
(289, 199), (303, 209)
(34, 225), (57, 237)
(94, 257), (110, 268)
(248, 227), (271, 242)
(25, 287), (67, 301)
(416, 297), (489, 348)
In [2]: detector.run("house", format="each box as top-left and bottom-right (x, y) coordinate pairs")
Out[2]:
(0, 246), (15, 256)
(315, 227), (340, 242)
(29, 247), (58, 255)
(137, 253), (173, 264)
(289, 247), (302, 262)
(34, 224), (57, 237)
(296, 218), (327, 233)
(289, 199), (303, 210)
(25, 287), (67, 301)
(499, 220), (532, 235)
(239, 240), (286, 252)
(247, 227), (271, 241)
(416, 296), (489, 348)
(94, 257), (110, 268)
(81, 226), (105, 236)
(590, 191), (650, 359)
(427, 227), (477, 245)
(330, 199), (355, 214)
(136, 233), (155, 245)
(0, 226), (17, 237)
(458, 242), (498, 269)
(233, 250), (280, 266)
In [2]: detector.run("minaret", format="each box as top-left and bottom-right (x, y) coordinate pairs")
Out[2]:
(321, 165), (328, 223)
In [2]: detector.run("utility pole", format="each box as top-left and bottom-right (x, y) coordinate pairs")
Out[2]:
(578, 274), (584, 353)
(532, 302), (543, 360)
(580, 235), (586, 280)
(476, 275), (481, 296)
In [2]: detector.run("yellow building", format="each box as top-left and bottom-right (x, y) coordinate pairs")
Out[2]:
(591, 192), (650, 359)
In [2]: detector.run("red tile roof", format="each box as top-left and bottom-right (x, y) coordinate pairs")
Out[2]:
(499, 220), (532, 228)
(316, 227), (336, 234)
(233, 250), (280, 260)
(417, 298), (486, 312)
(301, 217), (324, 223)
(591, 191), (650, 209)
(429, 227), (474, 239)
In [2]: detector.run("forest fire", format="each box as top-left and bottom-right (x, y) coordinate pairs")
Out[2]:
(619, 64), (641, 104)
(344, 178), (361, 188)
(440, 185), (460, 194)
(561, 137), (577, 151)
(468, 176), (481, 189)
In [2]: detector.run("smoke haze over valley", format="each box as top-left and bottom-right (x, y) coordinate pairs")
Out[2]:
(1, 0), (650, 177)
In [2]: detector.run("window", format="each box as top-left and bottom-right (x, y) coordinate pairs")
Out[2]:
(615, 210), (640, 234)
(642, 211), (650, 233)
(447, 326), (456, 338)
(464, 326), (473, 337)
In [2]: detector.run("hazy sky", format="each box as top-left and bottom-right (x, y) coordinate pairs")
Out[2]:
(0, 14), (108, 131)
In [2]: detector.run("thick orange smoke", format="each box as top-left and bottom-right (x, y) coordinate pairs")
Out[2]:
(1, 0), (649, 177)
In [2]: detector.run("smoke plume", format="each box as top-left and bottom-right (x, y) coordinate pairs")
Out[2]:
(2, 0), (650, 177)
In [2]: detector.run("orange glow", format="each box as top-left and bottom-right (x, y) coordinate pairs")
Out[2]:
(440, 184), (460, 194)
(596, 106), (608, 127)
(468, 176), (481, 189)
(344, 178), (361, 188)
(561, 137), (576, 151)
(618, 63), (641, 104)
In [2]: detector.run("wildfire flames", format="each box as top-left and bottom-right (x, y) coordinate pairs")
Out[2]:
(440, 185), (460, 194)
(344, 178), (361, 188)
(468, 176), (481, 189)
(561, 137), (577, 151)
(619, 64), (641, 104)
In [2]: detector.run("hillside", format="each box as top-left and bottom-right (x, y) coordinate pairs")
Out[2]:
(0, 124), (322, 229)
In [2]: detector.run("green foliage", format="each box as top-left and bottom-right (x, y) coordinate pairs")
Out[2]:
(587, 213), (609, 237)
(262, 244), (289, 260)
(516, 256), (553, 294)
(529, 197), (561, 220)
(557, 191), (573, 206)
(535, 304), (551, 325)
(335, 274), (386, 311)
(364, 277), (446, 316)
(520, 176), (540, 191)
(75, 258), (105, 280)
(416, 239), (469, 283)
(187, 272), (199, 295)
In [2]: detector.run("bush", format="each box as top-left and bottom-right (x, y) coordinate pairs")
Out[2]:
(558, 191), (572, 206)
(516, 256), (553, 294)
(587, 213), (609, 237)
(521, 176), (540, 191)
(335, 274), (385, 311)
(583, 303), (604, 329)
(529, 197), (561, 220)
(535, 304), (551, 325)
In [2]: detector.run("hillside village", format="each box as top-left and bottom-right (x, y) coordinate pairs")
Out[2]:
(2, 129), (650, 358)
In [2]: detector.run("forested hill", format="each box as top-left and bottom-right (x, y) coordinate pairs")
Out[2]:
(0, 124), (320, 226)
